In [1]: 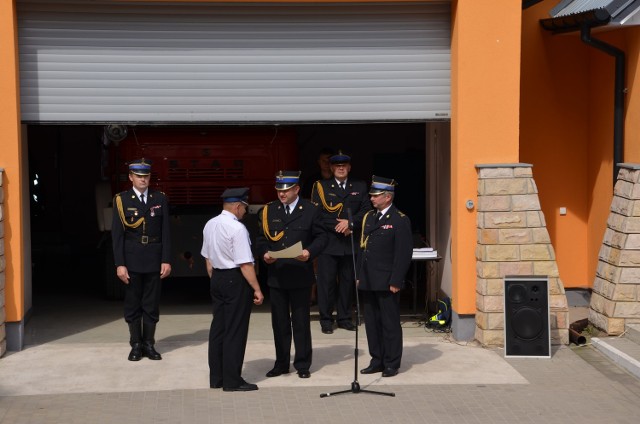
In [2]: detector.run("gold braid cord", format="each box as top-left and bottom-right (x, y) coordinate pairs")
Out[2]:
(314, 181), (343, 216)
(360, 210), (374, 248)
(262, 204), (284, 242)
(115, 194), (145, 229)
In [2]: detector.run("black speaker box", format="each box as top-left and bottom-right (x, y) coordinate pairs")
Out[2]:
(504, 276), (550, 358)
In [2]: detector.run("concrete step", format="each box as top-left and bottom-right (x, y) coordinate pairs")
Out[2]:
(626, 323), (640, 345)
(592, 326), (640, 380)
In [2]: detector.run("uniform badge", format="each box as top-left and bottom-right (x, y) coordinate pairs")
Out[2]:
(150, 205), (161, 217)
(382, 225), (393, 229)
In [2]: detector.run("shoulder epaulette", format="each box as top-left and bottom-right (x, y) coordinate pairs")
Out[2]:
(262, 203), (284, 242)
(314, 180), (343, 216)
(360, 210), (376, 249)
(115, 193), (145, 229)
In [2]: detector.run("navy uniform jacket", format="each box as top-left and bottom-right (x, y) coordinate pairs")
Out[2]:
(111, 188), (171, 274)
(256, 198), (327, 289)
(357, 205), (412, 291)
(311, 178), (371, 256)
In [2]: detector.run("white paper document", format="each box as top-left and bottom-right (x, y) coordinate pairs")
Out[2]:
(412, 247), (438, 259)
(268, 241), (304, 259)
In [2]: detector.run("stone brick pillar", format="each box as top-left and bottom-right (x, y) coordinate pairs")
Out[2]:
(0, 168), (5, 357)
(590, 164), (640, 334)
(475, 164), (569, 346)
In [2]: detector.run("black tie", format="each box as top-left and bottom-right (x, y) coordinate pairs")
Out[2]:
(339, 182), (345, 190)
(285, 204), (290, 215)
(140, 193), (145, 204)
(375, 211), (382, 221)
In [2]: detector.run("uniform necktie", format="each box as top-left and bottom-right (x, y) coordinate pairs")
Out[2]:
(375, 211), (382, 221)
(339, 182), (345, 190)
(285, 204), (290, 215)
(140, 193), (145, 204)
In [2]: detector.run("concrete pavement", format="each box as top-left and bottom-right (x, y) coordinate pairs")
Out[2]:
(1, 287), (640, 423)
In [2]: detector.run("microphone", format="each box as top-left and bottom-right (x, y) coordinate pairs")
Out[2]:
(347, 208), (354, 230)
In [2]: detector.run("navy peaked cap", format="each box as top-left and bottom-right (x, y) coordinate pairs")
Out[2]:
(128, 158), (152, 176)
(329, 150), (351, 164)
(275, 170), (301, 190)
(369, 175), (397, 195)
(221, 187), (250, 203)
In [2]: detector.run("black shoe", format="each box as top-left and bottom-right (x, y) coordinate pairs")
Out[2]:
(297, 370), (311, 378)
(337, 321), (356, 331)
(265, 368), (290, 378)
(210, 382), (223, 389)
(360, 365), (384, 374)
(223, 382), (258, 392)
(321, 324), (334, 334)
(128, 343), (143, 361)
(382, 367), (399, 377)
(142, 343), (162, 360)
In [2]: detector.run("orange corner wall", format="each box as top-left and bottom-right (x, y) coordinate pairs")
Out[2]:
(520, 1), (640, 289)
(1, 0), (25, 322)
(451, 0), (521, 314)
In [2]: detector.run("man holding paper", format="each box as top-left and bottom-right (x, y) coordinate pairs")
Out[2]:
(256, 170), (327, 379)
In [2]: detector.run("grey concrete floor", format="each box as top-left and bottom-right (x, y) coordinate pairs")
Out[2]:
(2, 281), (640, 424)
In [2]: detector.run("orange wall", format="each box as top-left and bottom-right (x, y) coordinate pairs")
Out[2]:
(625, 27), (640, 163)
(520, 1), (591, 288)
(0, 0), (24, 321)
(520, 1), (640, 288)
(451, 0), (521, 314)
(586, 30), (625, 284)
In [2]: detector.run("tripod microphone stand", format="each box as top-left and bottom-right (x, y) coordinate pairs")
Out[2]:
(320, 208), (395, 398)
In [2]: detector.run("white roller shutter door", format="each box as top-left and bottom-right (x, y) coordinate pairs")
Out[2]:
(18, 1), (451, 123)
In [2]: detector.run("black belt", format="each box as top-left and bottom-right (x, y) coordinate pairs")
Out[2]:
(126, 235), (161, 245)
(213, 268), (240, 272)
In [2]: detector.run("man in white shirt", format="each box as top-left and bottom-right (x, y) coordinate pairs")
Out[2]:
(201, 187), (264, 392)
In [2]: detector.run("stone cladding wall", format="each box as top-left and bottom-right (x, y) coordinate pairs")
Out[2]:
(0, 169), (5, 357)
(590, 164), (640, 334)
(475, 164), (569, 346)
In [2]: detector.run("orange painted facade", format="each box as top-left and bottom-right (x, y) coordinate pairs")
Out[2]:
(521, 1), (640, 290)
(451, 0), (521, 314)
(1, 0), (634, 325)
(1, 0), (24, 322)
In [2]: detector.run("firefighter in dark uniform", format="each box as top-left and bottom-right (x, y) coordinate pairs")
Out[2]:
(111, 158), (171, 361)
(311, 150), (371, 334)
(201, 188), (264, 392)
(256, 171), (327, 379)
(357, 176), (412, 377)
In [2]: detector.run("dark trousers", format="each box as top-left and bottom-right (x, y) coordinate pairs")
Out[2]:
(316, 253), (355, 325)
(361, 290), (403, 370)
(209, 269), (252, 389)
(124, 272), (162, 324)
(269, 286), (312, 372)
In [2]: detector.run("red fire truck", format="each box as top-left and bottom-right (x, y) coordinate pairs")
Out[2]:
(97, 125), (298, 298)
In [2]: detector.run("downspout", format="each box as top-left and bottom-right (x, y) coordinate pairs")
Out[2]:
(580, 24), (625, 186)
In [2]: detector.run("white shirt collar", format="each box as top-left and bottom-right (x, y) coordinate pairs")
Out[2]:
(133, 188), (148, 199)
(378, 205), (392, 218)
(221, 210), (238, 221)
(285, 196), (300, 212)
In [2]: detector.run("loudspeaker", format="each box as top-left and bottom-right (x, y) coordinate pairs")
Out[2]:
(504, 276), (550, 358)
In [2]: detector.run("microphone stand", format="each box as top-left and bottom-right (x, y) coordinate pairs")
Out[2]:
(320, 208), (395, 398)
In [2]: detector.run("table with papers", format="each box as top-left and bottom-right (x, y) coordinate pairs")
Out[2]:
(408, 248), (441, 315)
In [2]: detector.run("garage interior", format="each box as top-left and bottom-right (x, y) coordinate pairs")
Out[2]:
(26, 122), (447, 321)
